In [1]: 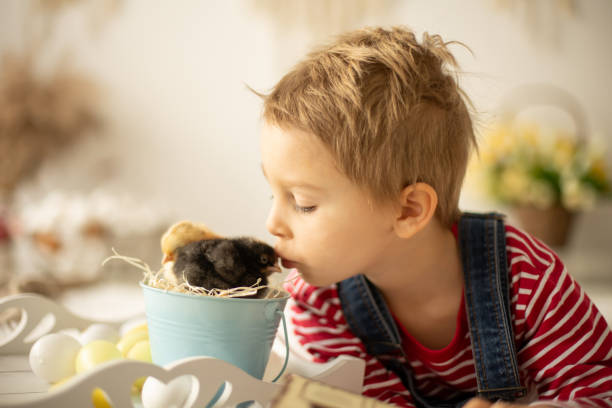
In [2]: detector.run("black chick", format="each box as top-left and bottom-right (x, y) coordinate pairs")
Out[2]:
(171, 237), (281, 298)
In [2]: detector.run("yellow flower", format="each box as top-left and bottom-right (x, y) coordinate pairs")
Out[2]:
(517, 122), (541, 149)
(589, 157), (609, 186)
(467, 118), (609, 212)
(478, 149), (497, 167)
(552, 135), (577, 171)
(500, 166), (530, 200)
(481, 123), (514, 161)
(562, 178), (596, 211)
(525, 181), (556, 209)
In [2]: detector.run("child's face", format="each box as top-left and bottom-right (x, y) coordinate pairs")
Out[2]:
(261, 123), (398, 287)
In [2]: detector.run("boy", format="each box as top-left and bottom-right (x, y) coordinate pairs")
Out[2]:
(258, 27), (612, 407)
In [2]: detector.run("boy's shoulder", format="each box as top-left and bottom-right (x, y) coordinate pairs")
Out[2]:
(456, 218), (563, 276)
(503, 223), (564, 275)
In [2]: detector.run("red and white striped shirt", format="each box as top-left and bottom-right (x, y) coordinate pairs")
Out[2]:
(284, 224), (612, 407)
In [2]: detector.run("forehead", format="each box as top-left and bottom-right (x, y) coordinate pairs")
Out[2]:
(260, 123), (343, 187)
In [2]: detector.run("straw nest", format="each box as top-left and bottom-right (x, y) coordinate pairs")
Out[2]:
(103, 249), (289, 299)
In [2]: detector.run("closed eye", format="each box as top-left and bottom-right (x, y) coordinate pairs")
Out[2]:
(291, 193), (316, 214)
(294, 204), (316, 213)
(268, 191), (317, 214)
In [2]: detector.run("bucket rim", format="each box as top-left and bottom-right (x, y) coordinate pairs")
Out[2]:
(139, 281), (290, 302)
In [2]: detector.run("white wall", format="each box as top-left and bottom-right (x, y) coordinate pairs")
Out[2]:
(1, 1), (611, 267)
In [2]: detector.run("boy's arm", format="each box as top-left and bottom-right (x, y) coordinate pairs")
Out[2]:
(463, 398), (555, 408)
(284, 277), (416, 407)
(508, 231), (612, 407)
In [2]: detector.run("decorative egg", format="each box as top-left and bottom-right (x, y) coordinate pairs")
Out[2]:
(29, 333), (81, 383)
(79, 324), (120, 346)
(117, 330), (149, 357)
(122, 323), (148, 342)
(120, 319), (147, 337)
(75, 340), (122, 373)
(126, 339), (152, 362)
(141, 376), (193, 408)
(92, 387), (112, 408)
(49, 376), (72, 391)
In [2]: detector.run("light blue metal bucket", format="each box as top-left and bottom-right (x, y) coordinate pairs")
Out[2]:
(140, 282), (290, 381)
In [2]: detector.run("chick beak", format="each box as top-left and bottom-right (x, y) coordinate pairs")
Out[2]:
(162, 253), (174, 264)
(263, 264), (282, 276)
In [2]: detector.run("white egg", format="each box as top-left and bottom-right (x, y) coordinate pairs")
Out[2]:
(29, 333), (81, 383)
(141, 376), (193, 408)
(79, 323), (120, 345)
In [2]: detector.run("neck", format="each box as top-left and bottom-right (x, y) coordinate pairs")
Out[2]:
(365, 218), (463, 311)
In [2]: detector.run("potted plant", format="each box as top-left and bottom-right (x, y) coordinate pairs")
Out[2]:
(471, 120), (610, 247)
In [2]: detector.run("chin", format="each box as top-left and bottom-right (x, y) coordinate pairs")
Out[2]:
(298, 270), (338, 288)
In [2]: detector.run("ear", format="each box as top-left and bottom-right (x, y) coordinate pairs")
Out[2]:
(393, 183), (438, 239)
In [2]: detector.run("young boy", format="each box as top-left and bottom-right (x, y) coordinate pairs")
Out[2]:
(258, 27), (612, 407)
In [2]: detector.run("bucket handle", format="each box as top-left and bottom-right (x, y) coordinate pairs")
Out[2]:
(271, 311), (290, 383)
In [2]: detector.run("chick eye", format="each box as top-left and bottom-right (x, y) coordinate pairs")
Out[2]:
(259, 254), (269, 264)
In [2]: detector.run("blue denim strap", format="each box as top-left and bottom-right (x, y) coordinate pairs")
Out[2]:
(458, 212), (526, 400)
(338, 275), (468, 408)
(337, 274), (403, 355)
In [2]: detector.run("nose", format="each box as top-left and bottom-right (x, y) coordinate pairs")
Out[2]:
(266, 202), (291, 239)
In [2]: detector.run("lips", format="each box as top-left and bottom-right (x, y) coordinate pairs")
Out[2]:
(275, 248), (300, 270)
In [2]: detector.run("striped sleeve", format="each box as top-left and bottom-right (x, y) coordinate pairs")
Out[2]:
(507, 226), (612, 407)
(284, 272), (416, 407)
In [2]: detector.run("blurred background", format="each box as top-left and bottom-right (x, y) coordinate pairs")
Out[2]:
(0, 0), (610, 320)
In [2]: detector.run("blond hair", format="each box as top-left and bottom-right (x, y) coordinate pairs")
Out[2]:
(259, 26), (476, 227)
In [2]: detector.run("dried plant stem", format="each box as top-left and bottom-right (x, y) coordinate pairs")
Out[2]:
(102, 248), (286, 299)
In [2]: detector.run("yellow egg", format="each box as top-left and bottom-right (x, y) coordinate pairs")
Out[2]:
(126, 340), (151, 362)
(49, 376), (73, 391)
(123, 323), (148, 339)
(75, 340), (122, 373)
(117, 330), (149, 357)
(92, 388), (112, 408)
(80, 324), (120, 346)
(132, 376), (147, 396)
(124, 339), (152, 396)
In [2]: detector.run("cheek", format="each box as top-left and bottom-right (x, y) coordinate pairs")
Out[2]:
(292, 216), (338, 260)
(320, 219), (392, 266)
(304, 223), (361, 266)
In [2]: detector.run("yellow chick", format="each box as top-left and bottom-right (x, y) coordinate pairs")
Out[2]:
(160, 221), (221, 264)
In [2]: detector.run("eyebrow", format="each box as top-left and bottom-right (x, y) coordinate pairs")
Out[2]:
(260, 164), (324, 191)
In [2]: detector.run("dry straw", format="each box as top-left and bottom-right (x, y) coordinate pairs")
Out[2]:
(102, 248), (288, 299)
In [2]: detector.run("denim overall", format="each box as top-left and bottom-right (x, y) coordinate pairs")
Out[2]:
(337, 213), (527, 407)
